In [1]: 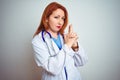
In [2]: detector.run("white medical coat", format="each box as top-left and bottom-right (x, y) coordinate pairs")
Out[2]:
(32, 31), (88, 80)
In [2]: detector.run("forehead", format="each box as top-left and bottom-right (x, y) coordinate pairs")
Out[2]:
(51, 8), (65, 16)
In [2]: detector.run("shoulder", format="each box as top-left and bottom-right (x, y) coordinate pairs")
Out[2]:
(32, 32), (44, 46)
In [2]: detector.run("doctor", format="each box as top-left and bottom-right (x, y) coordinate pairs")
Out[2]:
(32, 2), (88, 80)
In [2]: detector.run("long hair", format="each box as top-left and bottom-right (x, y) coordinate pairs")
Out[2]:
(33, 2), (68, 37)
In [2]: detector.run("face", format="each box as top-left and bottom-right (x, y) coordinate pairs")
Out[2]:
(47, 8), (65, 33)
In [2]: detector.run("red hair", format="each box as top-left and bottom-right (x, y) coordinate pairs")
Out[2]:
(33, 2), (68, 37)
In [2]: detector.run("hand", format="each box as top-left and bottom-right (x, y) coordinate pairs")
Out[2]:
(64, 24), (78, 48)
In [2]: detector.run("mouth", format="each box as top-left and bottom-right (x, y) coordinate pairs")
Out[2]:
(56, 26), (62, 29)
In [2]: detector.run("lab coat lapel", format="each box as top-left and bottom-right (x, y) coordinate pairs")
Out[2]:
(52, 34), (64, 53)
(44, 34), (59, 56)
(51, 40), (59, 53)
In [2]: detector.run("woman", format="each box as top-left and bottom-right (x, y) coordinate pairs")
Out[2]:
(32, 2), (88, 80)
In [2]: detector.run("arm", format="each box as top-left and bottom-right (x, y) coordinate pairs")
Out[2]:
(73, 42), (88, 67)
(64, 25), (88, 67)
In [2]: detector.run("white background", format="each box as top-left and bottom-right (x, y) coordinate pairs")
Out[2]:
(0, 0), (120, 80)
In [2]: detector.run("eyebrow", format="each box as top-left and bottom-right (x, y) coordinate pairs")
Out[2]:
(55, 15), (65, 17)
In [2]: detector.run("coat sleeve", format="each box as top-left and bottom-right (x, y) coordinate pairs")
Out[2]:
(73, 42), (88, 67)
(32, 36), (71, 76)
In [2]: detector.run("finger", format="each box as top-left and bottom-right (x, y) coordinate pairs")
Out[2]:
(68, 24), (73, 33)
(69, 33), (77, 38)
(72, 33), (77, 36)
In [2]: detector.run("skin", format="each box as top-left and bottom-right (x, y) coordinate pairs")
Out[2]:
(47, 8), (65, 38)
(46, 8), (78, 50)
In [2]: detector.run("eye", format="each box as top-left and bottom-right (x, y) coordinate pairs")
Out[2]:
(54, 16), (59, 19)
(62, 17), (65, 20)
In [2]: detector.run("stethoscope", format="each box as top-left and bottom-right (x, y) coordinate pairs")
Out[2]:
(41, 30), (52, 42)
(41, 30), (68, 80)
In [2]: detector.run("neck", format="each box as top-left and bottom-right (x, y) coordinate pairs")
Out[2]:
(47, 30), (58, 39)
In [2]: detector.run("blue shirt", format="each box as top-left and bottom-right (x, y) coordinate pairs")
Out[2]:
(52, 33), (62, 50)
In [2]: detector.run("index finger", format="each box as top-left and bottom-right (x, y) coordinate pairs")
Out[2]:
(68, 24), (73, 33)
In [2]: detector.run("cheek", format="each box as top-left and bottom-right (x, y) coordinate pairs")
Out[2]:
(48, 21), (56, 29)
(49, 20), (55, 26)
(49, 19), (57, 26)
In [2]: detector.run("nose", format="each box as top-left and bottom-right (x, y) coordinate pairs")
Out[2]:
(58, 19), (64, 26)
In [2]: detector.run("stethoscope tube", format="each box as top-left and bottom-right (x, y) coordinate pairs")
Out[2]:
(42, 30), (52, 42)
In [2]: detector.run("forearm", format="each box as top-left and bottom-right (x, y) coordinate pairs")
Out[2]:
(73, 43), (88, 67)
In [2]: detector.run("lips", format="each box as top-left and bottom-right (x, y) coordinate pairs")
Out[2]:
(57, 26), (61, 29)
